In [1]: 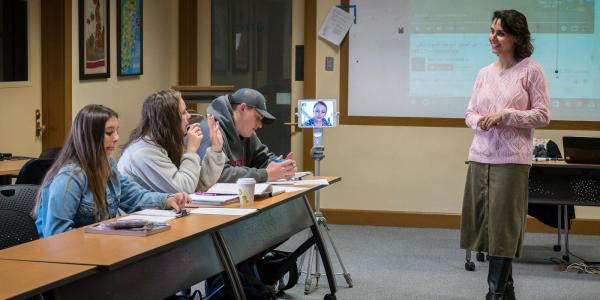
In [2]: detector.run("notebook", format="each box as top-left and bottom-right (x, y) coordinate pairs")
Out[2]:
(563, 136), (600, 164)
(188, 194), (239, 206)
(207, 183), (276, 197)
(85, 220), (170, 237)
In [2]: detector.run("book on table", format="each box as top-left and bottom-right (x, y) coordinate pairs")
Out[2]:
(206, 183), (284, 197)
(84, 219), (171, 237)
(188, 194), (239, 206)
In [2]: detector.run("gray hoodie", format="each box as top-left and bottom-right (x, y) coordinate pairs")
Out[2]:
(198, 95), (274, 183)
(118, 137), (225, 193)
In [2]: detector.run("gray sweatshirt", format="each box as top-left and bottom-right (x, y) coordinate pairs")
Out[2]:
(118, 137), (225, 193)
(197, 95), (274, 183)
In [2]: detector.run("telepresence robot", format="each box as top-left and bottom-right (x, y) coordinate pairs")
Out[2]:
(297, 99), (353, 295)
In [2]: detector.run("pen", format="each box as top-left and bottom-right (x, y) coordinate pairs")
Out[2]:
(532, 157), (563, 161)
(269, 155), (285, 163)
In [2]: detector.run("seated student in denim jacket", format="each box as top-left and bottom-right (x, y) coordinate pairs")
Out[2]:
(35, 104), (190, 238)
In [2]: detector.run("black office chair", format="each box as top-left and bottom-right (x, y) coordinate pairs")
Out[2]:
(14, 159), (55, 185)
(0, 209), (39, 250)
(39, 147), (62, 160)
(0, 184), (39, 216)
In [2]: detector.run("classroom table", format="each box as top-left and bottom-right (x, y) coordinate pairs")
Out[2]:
(0, 214), (246, 299)
(0, 159), (29, 176)
(220, 176), (342, 299)
(0, 176), (341, 299)
(0, 259), (96, 300)
(529, 161), (600, 261)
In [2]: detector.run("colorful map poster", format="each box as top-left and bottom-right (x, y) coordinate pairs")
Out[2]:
(117, 0), (142, 76)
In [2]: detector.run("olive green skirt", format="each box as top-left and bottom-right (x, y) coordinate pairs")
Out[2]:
(460, 162), (530, 258)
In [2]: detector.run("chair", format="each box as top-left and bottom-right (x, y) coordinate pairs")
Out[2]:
(39, 147), (62, 160)
(0, 184), (39, 215)
(14, 159), (54, 185)
(0, 209), (39, 249)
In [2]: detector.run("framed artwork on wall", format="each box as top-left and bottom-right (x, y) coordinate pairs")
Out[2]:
(117, 0), (143, 76)
(79, 0), (110, 80)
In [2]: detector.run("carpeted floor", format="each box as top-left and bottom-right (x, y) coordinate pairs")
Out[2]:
(277, 225), (600, 300)
(193, 224), (600, 299)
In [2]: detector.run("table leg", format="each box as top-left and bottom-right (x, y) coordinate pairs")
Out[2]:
(211, 231), (246, 300)
(562, 204), (571, 262)
(304, 195), (338, 297)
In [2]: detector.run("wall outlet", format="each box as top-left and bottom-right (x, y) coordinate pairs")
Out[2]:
(325, 57), (334, 71)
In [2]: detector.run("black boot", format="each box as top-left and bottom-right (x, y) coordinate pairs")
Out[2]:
(485, 256), (512, 300)
(504, 263), (515, 300)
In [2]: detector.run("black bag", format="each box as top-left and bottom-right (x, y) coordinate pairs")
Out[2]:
(205, 271), (276, 300)
(256, 250), (299, 291)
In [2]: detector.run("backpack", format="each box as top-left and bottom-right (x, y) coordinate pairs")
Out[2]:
(256, 250), (300, 291)
(205, 271), (276, 300)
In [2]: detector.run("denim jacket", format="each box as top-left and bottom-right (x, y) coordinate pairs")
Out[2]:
(36, 159), (168, 238)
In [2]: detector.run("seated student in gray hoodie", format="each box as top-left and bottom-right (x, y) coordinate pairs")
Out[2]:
(197, 88), (297, 183)
(118, 89), (225, 193)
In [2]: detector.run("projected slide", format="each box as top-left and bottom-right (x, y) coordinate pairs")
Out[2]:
(348, 0), (600, 121)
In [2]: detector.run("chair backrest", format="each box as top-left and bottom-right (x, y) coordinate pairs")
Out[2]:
(40, 147), (62, 159)
(0, 184), (39, 215)
(15, 159), (54, 185)
(0, 209), (39, 250)
(39, 147), (62, 160)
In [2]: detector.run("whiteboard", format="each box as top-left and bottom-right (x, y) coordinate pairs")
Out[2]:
(347, 0), (600, 122)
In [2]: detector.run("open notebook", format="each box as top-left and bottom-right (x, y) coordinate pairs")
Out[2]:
(188, 194), (239, 206)
(206, 183), (278, 197)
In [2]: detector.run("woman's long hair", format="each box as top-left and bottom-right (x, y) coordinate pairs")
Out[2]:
(123, 89), (185, 167)
(36, 104), (118, 218)
(492, 10), (534, 61)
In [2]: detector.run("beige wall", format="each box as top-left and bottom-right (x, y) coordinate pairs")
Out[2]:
(313, 0), (600, 220)
(71, 0), (179, 157)
(0, 0), (42, 157)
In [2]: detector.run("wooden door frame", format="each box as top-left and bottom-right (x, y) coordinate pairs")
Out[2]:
(302, 0), (317, 206)
(41, 0), (72, 150)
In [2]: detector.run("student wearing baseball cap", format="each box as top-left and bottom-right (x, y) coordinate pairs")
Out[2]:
(197, 88), (296, 183)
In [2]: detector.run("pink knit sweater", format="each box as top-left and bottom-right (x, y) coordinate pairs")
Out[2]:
(466, 58), (550, 165)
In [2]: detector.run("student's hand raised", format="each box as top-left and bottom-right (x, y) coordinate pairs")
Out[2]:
(186, 123), (203, 153)
(266, 159), (296, 181)
(207, 114), (224, 153)
(165, 192), (191, 211)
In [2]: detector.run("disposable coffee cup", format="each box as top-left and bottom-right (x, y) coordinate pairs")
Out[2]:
(237, 178), (256, 207)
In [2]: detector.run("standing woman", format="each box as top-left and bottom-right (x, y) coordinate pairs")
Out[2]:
(460, 10), (550, 300)
(118, 89), (225, 193)
(35, 105), (189, 238)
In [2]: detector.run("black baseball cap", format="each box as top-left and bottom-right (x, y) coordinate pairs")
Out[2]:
(229, 88), (276, 124)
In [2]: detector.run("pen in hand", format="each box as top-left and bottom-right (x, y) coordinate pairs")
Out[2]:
(268, 155), (285, 163)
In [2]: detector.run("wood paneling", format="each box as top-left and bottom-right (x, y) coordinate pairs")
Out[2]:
(41, 0), (72, 150)
(303, 0), (318, 207)
(178, 0), (198, 85)
(322, 208), (600, 235)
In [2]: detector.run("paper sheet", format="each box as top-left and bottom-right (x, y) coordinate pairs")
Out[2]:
(268, 179), (329, 186)
(318, 7), (354, 46)
(272, 186), (308, 193)
(190, 208), (257, 216)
